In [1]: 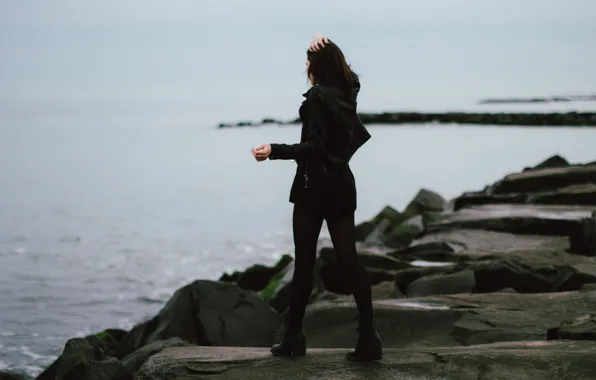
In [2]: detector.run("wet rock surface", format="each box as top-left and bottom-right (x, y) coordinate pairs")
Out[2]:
(116, 280), (279, 356)
(138, 341), (596, 380)
(547, 314), (596, 341)
(0, 372), (30, 380)
(32, 155), (596, 379)
(55, 337), (132, 380)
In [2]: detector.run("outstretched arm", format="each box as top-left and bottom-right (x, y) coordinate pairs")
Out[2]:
(251, 141), (317, 161)
(268, 141), (317, 160)
(252, 132), (321, 161)
(252, 93), (330, 162)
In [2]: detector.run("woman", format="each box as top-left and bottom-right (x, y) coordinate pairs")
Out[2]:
(251, 33), (382, 362)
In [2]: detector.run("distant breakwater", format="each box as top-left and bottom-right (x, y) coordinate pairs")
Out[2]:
(478, 94), (596, 104)
(218, 111), (596, 128)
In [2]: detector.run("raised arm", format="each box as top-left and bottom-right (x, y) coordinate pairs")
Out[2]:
(309, 32), (330, 52)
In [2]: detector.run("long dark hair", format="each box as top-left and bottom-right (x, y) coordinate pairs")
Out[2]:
(306, 40), (353, 92)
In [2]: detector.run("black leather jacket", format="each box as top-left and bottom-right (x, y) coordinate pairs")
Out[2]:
(269, 73), (371, 212)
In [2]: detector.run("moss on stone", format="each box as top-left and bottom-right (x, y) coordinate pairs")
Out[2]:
(259, 269), (286, 300)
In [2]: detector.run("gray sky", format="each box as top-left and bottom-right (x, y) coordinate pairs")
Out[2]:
(1, 0), (595, 121)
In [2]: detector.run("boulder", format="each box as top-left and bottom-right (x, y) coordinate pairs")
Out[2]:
(36, 329), (128, 380)
(267, 260), (305, 313)
(570, 211), (596, 256)
(547, 314), (596, 341)
(472, 260), (596, 293)
(312, 281), (403, 304)
(362, 190), (445, 245)
(391, 258), (596, 297)
(452, 156), (596, 210)
(357, 252), (412, 271)
(319, 246), (410, 271)
(383, 215), (425, 248)
(137, 341), (596, 380)
(401, 188), (447, 218)
(426, 204), (595, 238)
(34, 362), (58, 380)
(218, 254), (293, 292)
(354, 220), (375, 241)
(235, 254), (293, 291)
(318, 246), (410, 294)
(389, 240), (460, 262)
(91, 329), (128, 357)
(389, 229), (569, 262)
(530, 154), (570, 171)
(55, 338), (132, 380)
(406, 270), (476, 297)
(267, 253), (325, 314)
(217, 271), (240, 283)
(115, 280), (279, 359)
(319, 263), (399, 295)
(454, 183), (596, 210)
(370, 205), (403, 226)
(394, 265), (455, 294)
(528, 183), (596, 205)
(360, 206), (404, 245)
(493, 164), (596, 194)
(370, 280), (403, 299)
(363, 218), (392, 245)
(121, 338), (192, 373)
(454, 192), (528, 210)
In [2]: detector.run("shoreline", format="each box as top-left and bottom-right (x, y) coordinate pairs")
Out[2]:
(218, 111), (596, 128)
(3, 153), (596, 380)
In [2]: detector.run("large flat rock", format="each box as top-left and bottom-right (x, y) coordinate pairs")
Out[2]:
(299, 290), (596, 349)
(493, 163), (596, 194)
(455, 183), (596, 210)
(138, 341), (596, 380)
(426, 204), (596, 236)
(387, 258), (596, 297)
(391, 228), (570, 261)
(528, 183), (596, 205)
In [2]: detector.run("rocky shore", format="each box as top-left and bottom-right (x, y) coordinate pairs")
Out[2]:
(3, 154), (596, 380)
(218, 111), (596, 128)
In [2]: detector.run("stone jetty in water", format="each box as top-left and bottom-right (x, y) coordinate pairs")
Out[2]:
(6, 154), (596, 380)
(218, 111), (596, 128)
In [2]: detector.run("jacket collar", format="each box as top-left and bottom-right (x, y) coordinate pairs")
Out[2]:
(302, 85), (319, 99)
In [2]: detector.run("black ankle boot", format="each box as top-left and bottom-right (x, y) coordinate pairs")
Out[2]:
(346, 327), (382, 362)
(270, 327), (307, 357)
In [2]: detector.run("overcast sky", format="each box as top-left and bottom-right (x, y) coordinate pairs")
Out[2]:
(1, 0), (594, 120)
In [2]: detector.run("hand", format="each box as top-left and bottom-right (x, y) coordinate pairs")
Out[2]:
(251, 144), (271, 162)
(309, 33), (329, 52)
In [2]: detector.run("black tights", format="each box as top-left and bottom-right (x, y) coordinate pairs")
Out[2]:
(287, 202), (373, 331)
